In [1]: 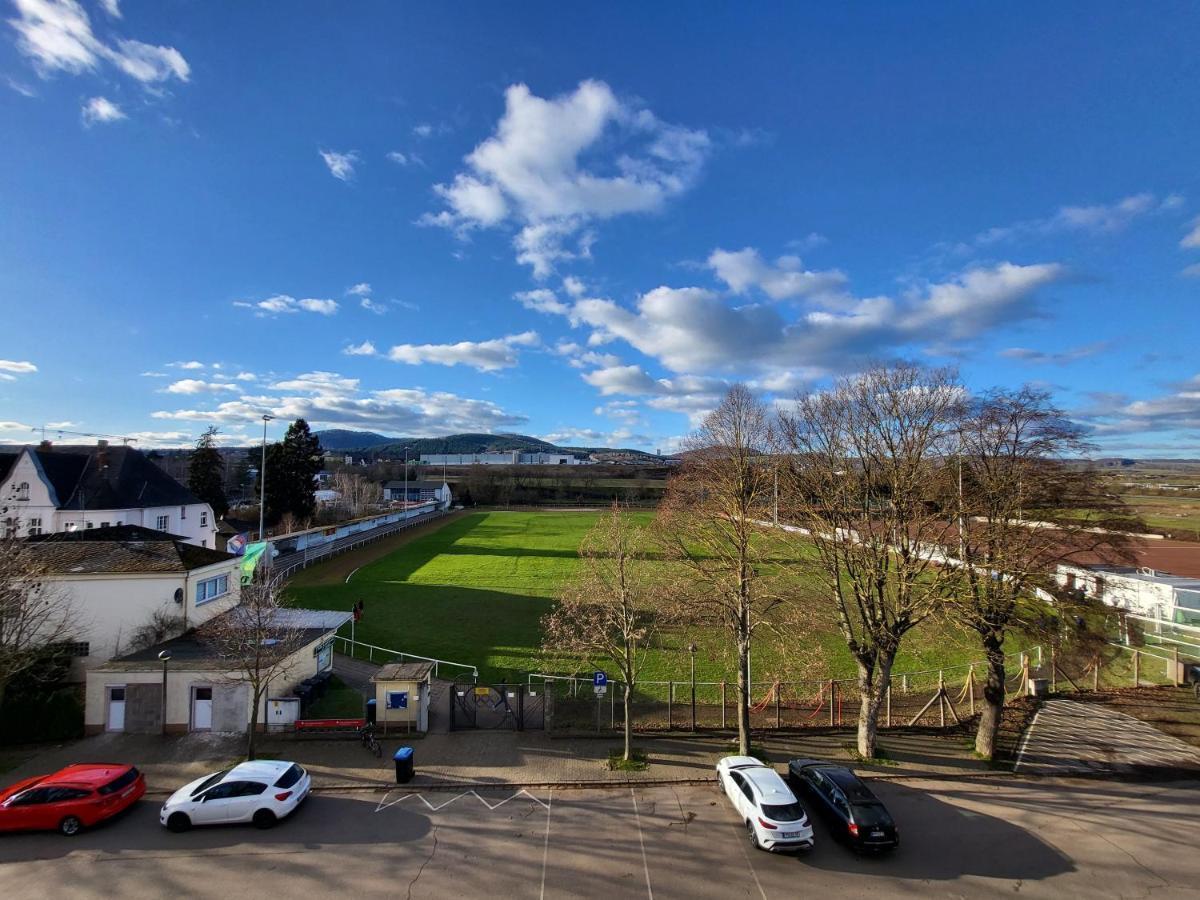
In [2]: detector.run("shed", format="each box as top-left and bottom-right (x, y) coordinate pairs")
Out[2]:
(371, 662), (434, 733)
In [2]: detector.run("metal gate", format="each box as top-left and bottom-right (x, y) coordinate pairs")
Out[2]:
(449, 683), (544, 731)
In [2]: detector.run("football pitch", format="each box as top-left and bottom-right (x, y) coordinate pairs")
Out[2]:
(287, 509), (995, 683)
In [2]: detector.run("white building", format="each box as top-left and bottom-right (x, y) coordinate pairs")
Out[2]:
(0, 442), (219, 547)
(1056, 563), (1200, 625)
(420, 451), (583, 466)
(383, 479), (452, 507)
(23, 527), (243, 678)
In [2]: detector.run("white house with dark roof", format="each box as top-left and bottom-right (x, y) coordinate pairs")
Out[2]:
(22, 527), (242, 679)
(0, 441), (218, 547)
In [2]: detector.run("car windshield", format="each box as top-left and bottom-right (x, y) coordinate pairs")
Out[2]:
(851, 803), (892, 826)
(274, 764), (304, 789)
(190, 770), (230, 798)
(761, 802), (806, 823)
(98, 768), (139, 796)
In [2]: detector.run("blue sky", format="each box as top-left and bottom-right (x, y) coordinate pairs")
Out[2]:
(1, 1), (1198, 455)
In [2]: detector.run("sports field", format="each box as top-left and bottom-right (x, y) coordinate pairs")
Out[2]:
(287, 510), (1006, 683)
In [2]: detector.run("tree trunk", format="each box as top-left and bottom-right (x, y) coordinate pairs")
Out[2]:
(736, 632), (751, 755)
(246, 687), (261, 760)
(975, 636), (1006, 760)
(623, 683), (633, 761)
(855, 654), (893, 758)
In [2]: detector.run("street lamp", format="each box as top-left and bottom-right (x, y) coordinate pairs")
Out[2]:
(157, 650), (171, 736)
(403, 446), (410, 510)
(258, 414), (274, 541)
(688, 642), (698, 732)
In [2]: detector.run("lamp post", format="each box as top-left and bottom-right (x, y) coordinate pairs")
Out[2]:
(403, 446), (410, 510)
(257, 414), (274, 541)
(158, 650), (171, 736)
(688, 642), (697, 732)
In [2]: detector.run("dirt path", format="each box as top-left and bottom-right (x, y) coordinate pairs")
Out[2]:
(286, 510), (468, 587)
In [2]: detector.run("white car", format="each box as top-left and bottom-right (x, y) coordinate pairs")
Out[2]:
(160, 760), (311, 832)
(716, 756), (814, 852)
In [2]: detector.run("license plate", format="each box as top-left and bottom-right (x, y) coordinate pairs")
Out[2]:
(870, 831), (884, 837)
(783, 831), (803, 838)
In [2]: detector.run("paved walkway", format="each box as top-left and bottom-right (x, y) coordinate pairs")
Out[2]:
(1015, 698), (1200, 776)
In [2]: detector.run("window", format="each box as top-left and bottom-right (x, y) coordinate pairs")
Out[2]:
(98, 768), (140, 796)
(1, 518), (13, 538)
(190, 770), (229, 798)
(180, 505), (187, 520)
(65, 522), (77, 532)
(27, 518), (41, 536)
(200, 510), (208, 527)
(234, 782), (268, 797)
(49, 641), (90, 658)
(156, 514), (169, 531)
(100, 521), (110, 528)
(386, 691), (409, 710)
(45, 788), (92, 802)
(762, 802), (806, 822)
(274, 764), (305, 789)
(201, 782), (239, 802)
(84, 521), (93, 530)
(196, 574), (230, 605)
(16, 481), (29, 501)
(9, 787), (55, 807)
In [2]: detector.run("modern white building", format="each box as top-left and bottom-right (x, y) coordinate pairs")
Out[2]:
(0, 442), (219, 547)
(1056, 563), (1200, 625)
(23, 527), (243, 678)
(383, 479), (452, 507)
(420, 451), (583, 466)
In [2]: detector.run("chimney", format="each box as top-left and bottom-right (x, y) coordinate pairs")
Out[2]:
(96, 439), (108, 471)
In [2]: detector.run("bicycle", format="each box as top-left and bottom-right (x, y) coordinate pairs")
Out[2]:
(358, 722), (382, 758)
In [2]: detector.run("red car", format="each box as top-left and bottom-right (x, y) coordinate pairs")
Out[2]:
(0, 764), (145, 836)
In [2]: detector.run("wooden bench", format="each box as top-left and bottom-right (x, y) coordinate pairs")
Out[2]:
(293, 717), (366, 737)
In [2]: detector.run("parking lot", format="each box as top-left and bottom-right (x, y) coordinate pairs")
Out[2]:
(0, 775), (1197, 898)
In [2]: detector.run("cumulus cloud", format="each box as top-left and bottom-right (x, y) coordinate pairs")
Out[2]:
(708, 247), (847, 302)
(564, 261), (1066, 375)
(1000, 342), (1108, 365)
(581, 364), (731, 425)
(9, 0), (189, 84)
(165, 379), (237, 394)
(343, 341), (377, 356)
(386, 331), (540, 371)
(80, 95), (124, 125)
(346, 282), (372, 296)
(515, 288), (569, 315)
(319, 149), (359, 181)
(1182, 217), (1200, 250)
(237, 294), (339, 316)
(540, 426), (652, 448)
(0, 359), (38, 375)
(552, 341), (621, 370)
(152, 372), (528, 435)
(421, 79), (710, 278)
(98, 0), (120, 18)
(1074, 375), (1200, 438)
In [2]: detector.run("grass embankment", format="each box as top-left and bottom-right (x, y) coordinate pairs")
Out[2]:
(288, 510), (1028, 683)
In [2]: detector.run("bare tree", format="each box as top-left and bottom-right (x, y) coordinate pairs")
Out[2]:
(331, 472), (382, 519)
(658, 385), (779, 755)
(778, 363), (963, 758)
(946, 387), (1130, 758)
(199, 576), (304, 760)
(0, 535), (79, 707)
(541, 503), (665, 761)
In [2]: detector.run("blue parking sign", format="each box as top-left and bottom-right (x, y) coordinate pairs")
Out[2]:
(593, 671), (608, 688)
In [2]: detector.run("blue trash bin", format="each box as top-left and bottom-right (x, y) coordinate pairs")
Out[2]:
(394, 746), (414, 784)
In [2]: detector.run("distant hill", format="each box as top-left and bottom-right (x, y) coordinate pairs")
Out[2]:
(314, 429), (398, 450)
(313, 429), (662, 461)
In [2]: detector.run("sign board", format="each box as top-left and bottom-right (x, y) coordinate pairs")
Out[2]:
(386, 691), (409, 710)
(593, 671), (608, 688)
(474, 686), (491, 697)
(594, 685), (607, 696)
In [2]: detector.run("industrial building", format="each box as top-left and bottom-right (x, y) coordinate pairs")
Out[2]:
(419, 451), (585, 466)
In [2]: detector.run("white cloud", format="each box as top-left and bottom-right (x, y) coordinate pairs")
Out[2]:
(552, 341), (620, 370)
(319, 149), (359, 181)
(139, 371), (167, 377)
(386, 331), (540, 372)
(1182, 217), (1200, 250)
(234, 371), (257, 381)
(360, 298), (389, 315)
(1075, 375), (1200, 437)
(564, 261), (1067, 376)
(1000, 342), (1108, 365)
(80, 94), (124, 125)
(98, 0), (120, 18)
(168, 360), (205, 370)
(422, 80), (709, 278)
(6, 75), (37, 96)
(0, 359), (38, 375)
(515, 288), (569, 315)
(343, 341), (377, 356)
(165, 379), (238, 395)
(9, 0), (189, 84)
(346, 282), (372, 296)
(974, 192), (1182, 247)
(540, 426), (652, 448)
(386, 151), (408, 165)
(1182, 263), (1200, 278)
(707, 247), (847, 302)
(239, 294), (339, 316)
(562, 276), (586, 297)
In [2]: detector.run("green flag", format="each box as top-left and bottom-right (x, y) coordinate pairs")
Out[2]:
(240, 541), (269, 584)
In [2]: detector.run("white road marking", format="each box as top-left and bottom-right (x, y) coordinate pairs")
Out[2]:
(345, 565), (362, 584)
(539, 790), (553, 900)
(733, 820), (768, 900)
(630, 788), (654, 900)
(375, 788), (550, 813)
(1012, 706), (1044, 773)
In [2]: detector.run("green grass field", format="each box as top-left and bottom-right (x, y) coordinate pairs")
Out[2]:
(287, 510), (1020, 684)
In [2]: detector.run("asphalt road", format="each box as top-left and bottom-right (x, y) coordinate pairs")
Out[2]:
(0, 775), (1196, 898)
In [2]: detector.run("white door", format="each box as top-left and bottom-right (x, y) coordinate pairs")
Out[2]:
(418, 683), (430, 732)
(192, 687), (213, 731)
(107, 686), (126, 732)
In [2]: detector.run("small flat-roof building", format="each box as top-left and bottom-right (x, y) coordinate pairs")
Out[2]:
(370, 662), (433, 733)
(1056, 563), (1200, 625)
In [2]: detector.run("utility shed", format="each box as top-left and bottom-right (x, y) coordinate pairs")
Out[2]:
(371, 662), (433, 733)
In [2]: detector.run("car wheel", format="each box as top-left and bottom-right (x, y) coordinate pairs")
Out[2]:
(167, 812), (192, 833)
(58, 816), (82, 836)
(745, 819), (762, 851)
(252, 809), (277, 829)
